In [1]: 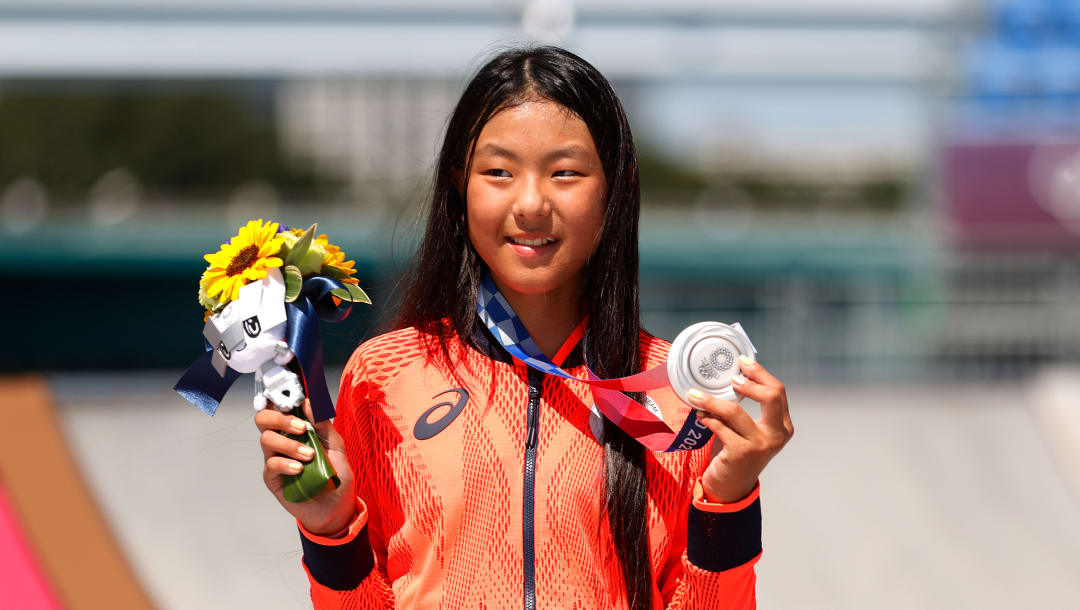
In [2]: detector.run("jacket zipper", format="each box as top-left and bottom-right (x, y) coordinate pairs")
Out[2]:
(523, 368), (543, 610)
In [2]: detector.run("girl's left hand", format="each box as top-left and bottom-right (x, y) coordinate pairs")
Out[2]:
(688, 356), (794, 503)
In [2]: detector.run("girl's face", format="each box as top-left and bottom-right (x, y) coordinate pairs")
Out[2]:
(466, 99), (607, 304)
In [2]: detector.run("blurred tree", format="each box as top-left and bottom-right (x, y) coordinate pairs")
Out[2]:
(636, 145), (707, 196)
(634, 144), (907, 211)
(857, 176), (906, 211)
(0, 82), (340, 202)
(724, 171), (907, 211)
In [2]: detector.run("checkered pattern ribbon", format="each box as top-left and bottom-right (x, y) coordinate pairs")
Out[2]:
(477, 273), (713, 453)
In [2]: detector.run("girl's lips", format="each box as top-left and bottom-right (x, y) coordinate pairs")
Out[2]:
(506, 237), (557, 257)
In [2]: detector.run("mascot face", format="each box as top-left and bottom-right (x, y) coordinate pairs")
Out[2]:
(203, 268), (288, 375)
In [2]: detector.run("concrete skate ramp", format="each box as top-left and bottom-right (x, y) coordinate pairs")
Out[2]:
(27, 370), (1080, 610)
(0, 376), (154, 610)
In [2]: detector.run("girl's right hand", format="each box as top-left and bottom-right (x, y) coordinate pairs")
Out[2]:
(255, 399), (356, 536)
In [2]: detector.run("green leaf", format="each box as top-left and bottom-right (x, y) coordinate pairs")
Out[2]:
(281, 426), (339, 503)
(283, 265), (303, 302)
(344, 283), (371, 304)
(330, 284), (372, 304)
(285, 222), (317, 267)
(321, 265), (346, 280)
(297, 248), (324, 276)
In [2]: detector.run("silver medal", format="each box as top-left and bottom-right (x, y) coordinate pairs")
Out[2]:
(667, 322), (757, 405)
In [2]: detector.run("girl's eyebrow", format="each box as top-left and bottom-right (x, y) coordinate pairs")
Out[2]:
(475, 143), (591, 163)
(475, 143), (518, 160)
(544, 145), (591, 163)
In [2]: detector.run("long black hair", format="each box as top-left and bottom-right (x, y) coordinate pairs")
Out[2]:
(396, 45), (651, 608)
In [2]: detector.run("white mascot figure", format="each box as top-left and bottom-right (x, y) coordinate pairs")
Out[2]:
(201, 268), (305, 413)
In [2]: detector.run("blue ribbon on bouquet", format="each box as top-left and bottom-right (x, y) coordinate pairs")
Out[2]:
(174, 276), (353, 423)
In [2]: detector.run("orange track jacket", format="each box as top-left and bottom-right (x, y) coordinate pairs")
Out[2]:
(298, 320), (762, 609)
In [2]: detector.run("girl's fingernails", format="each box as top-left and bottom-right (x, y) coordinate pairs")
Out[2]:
(732, 374), (748, 385)
(298, 446), (315, 458)
(290, 419), (307, 433)
(738, 355), (754, 367)
(288, 461), (303, 472)
(688, 389), (705, 403)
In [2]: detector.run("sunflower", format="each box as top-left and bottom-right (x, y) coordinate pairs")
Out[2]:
(200, 219), (285, 303)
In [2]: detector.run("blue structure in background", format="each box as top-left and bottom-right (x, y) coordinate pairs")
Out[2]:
(963, 0), (1080, 131)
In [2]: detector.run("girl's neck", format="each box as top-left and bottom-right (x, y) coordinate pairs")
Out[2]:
(491, 276), (584, 360)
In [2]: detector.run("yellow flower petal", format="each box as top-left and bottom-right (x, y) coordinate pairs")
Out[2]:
(207, 275), (232, 297)
(258, 238), (284, 258)
(200, 272), (225, 287)
(242, 267), (267, 282)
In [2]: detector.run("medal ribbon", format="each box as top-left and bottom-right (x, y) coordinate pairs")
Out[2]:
(477, 273), (714, 453)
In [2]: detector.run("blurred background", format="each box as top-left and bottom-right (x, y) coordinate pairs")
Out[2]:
(1, 0), (1078, 608)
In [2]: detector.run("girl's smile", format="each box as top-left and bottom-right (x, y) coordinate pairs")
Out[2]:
(506, 233), (557, 257)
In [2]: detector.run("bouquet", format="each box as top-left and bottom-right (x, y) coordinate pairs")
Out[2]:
(174, 219), (370, 502)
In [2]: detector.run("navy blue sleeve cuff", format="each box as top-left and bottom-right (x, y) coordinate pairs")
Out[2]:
(686, 497), (762, 572)
(300, 525), (375, 590)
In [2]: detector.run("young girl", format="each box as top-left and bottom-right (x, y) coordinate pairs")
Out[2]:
(255, 45), (792, 609)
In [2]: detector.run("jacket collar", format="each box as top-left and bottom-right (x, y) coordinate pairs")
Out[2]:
(468, 315), (585, 370)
